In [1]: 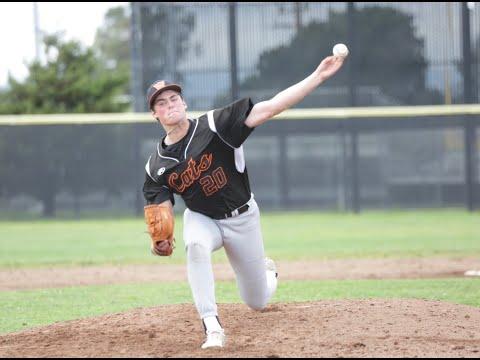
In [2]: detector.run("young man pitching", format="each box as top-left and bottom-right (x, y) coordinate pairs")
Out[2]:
(143, 54), (345, 349)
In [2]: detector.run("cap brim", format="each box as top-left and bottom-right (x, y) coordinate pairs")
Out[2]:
(149, 84), (182, 109)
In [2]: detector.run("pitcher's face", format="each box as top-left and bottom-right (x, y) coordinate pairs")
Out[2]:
(151, 90), (188, 126)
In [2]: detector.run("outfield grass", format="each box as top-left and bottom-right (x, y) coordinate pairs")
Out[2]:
(1, 278), (479, 335)
(0, 209), (479, 268)
(1, 210), (479, 336)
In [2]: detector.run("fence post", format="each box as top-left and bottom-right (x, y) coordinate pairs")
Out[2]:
(350, 125), (360, 213)
(278, 133), (289, 209)
(347, 2), (360, 213)
(130, 2), (144, 216)
(461, 2), (475, 211)
(229, 2), (239, 102)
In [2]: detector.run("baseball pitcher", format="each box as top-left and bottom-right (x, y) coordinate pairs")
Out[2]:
(143, 54), (345, 349)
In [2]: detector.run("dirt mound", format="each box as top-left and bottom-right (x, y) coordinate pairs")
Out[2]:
(1, 299), (479, 358)
(2, 257), (479, 291)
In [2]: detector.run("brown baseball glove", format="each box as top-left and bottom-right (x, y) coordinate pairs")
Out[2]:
(144, 203), (175, 256)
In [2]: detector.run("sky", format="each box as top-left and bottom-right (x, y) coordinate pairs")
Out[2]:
(0, 2), (128, 88)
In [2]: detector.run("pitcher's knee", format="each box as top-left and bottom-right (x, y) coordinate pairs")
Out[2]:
(186, 242), (210, 263)
(245, 298), (268, 311)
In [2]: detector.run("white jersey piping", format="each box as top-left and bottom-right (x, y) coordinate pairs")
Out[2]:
(207, 110), (246, 173)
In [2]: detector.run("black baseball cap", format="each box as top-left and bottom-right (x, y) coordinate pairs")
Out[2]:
(146, 80), (182, 110)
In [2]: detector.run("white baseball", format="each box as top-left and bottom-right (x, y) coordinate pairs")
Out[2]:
(333, 43), (349, 58)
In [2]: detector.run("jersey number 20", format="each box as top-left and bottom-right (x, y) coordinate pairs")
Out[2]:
(199, 167), (227, 196)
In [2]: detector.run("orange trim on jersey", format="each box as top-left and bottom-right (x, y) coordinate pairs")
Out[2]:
(168, 153), (213, 193)
(199, 176), (217, 196)
(200, 167), (228, 197)
(212, 167), (227, 188)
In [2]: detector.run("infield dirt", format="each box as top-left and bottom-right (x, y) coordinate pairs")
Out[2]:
(1, 257), (480, 358)
(1, 257), (479, 291)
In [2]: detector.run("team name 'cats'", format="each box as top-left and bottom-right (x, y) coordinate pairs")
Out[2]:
(168, 153), (213, 193)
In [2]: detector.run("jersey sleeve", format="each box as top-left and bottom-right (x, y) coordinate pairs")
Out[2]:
(142, 173), (175, 206)
(211, 97), (255, 148)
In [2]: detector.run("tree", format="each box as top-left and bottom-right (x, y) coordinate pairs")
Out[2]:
(138, 3), (195, 101)
(230, 6), (442, 107)
(93, 6), (131, 106)
(1, 34), (127, 114)
(0, 34), (130, 217)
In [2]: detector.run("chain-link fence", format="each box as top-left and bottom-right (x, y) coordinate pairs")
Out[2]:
(1, 2), (479, 218)
(131, 2), (480, 111)
(0, 109), (478, 218)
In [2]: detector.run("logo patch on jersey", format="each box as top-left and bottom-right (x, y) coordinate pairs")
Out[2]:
(157, 167), (166, 176)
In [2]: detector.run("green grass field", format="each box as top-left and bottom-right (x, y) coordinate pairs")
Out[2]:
(1, 209), (479, 268)
(1, 209), (479, 335)
(1, 279), (479, 334)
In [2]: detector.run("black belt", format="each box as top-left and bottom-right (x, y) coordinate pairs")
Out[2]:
(212, 204), (249, 220)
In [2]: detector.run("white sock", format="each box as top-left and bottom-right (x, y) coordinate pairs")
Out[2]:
(266, 269), (278, 298)
(203, 316), (222, 332)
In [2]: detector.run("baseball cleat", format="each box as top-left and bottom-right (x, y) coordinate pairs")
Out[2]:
(201, 329), (225, 349)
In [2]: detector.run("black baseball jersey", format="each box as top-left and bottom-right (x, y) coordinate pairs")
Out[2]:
(143, 98), (255, 219)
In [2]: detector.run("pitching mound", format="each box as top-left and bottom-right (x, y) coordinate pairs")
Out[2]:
(1, 299), (479, 358)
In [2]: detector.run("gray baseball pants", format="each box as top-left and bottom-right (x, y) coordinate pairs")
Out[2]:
(183, 195), (276, 320)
